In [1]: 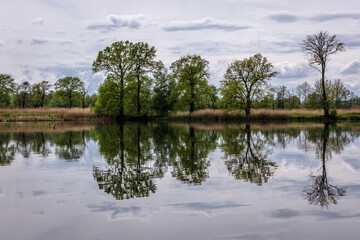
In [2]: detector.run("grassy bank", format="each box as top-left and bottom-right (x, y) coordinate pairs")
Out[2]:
(0, 108), (110, 122)
(1, 108), (360, 122)
(169, 108), (360, 122)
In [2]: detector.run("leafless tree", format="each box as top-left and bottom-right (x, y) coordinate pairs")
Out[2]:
(302, 31), (345, 117)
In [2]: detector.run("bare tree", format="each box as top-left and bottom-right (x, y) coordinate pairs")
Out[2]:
(80, 82), (91, 109)
(302, 31), (345, 117)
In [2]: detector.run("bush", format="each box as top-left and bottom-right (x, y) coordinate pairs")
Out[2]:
(330, 109), (337, 118)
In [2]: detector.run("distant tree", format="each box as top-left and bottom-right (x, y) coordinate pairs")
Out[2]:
(207, 85), (219, 109)
(221, 54), (278, 116)
(276, 85), (289, 109)
(302, 31), (345, 117)
(297, 81), (312, 106)
(152, 61), (175, 116)
(330, 79), (350, 109)
(0, 74), (15, 107)
(32, 81), (51, 108)
(170, 54), (210, 114)
(19, 81), (31, 108)
(92, 41), (136, 117)
(79, 82), (91, 109)
(132, 42), (157, 116)
(55, 77), (83, 108)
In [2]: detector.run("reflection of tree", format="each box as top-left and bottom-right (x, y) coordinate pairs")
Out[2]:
(93, 123), (160, 200)
(221, 124), (277, 186)
(170, 126), (217, 185)
(53, 131), (84, 161)
(0, 133), (15, 166)
(304, 123), (346, 208)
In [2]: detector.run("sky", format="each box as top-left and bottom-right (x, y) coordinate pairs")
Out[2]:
(1, 0), (360, 94)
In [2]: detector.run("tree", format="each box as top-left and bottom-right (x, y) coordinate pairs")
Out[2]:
(55, 77), (83, 108)
(19, 81), (31, 108)
(220, 54), (278, 116)
(152, 61), (175, 116)
(79, 82), (91, 109)
(170, 54), (210, 114)
(32, 81), (51, 108)
(0, 74), (15, 107)
(297, 81), (312, 107)
(92, 41), (137, 118)
(330, 79), (350, 109)
(302, 31), (345, 117)
(132, 42), (156, 116)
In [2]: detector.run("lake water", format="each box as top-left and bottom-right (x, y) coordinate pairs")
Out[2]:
(1, 122), (360, 240)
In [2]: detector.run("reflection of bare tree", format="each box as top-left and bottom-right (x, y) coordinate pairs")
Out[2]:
(221, 124), (277, 186)
(304, 123), (346, 208)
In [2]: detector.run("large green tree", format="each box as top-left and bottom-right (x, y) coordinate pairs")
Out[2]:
(221, 54), (278, 117)
(92, 41), (136, 118)
(32, 81), (51, 108)
(0, 74), (15, 107)
(55, 77), (83, 108)
(302, 31), (345, 117)
(132, 42), (156, 116)
(170, 54), (210, 114)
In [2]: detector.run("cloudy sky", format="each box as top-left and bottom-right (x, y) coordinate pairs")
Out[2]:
(1, 0), (360, 94)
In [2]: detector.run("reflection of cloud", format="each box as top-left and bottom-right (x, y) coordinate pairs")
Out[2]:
(269, 209), (301, 219)
(343, 157), (360, 170)
(163, 17), (249, 32)
(88, 14), (152, 32)
(31, 17), (44, 25)
(309, 210), (360, 219)
(32, 190), (47, 196)
(167, 201), (247, 216)
(88, 202), (151, 221)
(32, 210), (45, 216)
(31, 37), (73, 45)
(341, 60), (360, 75)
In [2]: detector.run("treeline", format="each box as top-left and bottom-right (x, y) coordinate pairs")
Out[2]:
(0, 75), (97, 109)
(1, 31), (359, 117)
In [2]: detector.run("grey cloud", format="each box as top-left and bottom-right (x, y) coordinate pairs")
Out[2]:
(167, 202), (248, 211)
(16, 40), (23, 44)
(309, 13), (360, 22)
(31, 17), (44, 25)
(31, 37), (73, 45)
(268, 14), (300, 23)
(0, 40), (4, 47)
(163, 17), (249, 31)
(87, 14), (151, 32)
(341, 60), (360, 75)
(32, 190), (47, 196)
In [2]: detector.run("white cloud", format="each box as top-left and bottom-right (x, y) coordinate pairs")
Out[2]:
(162, 17), (250, 31)
(276, 62), (314, 79)
(87, 14), (153, 32)
(0, 40), (4, 47)
(341, 60), (360, 75)
(31, 17), (44, 25)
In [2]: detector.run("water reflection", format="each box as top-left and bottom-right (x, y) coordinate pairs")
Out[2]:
(304, 123), (347, 208)
(0, 122), (359, 207)
(221, 124), (277, 186)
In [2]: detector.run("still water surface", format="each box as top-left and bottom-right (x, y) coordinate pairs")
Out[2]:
(0, 122), (360, 240)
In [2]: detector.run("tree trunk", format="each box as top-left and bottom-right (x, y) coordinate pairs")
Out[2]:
(82, 95), (85, 109)
(321, 68), (329, 117)
(137, 74), (141, 116)
(190, 84), (195, 114)
(41, 93), (45, 108)
(245, 94), (251, 117)
(119, 77), (124, 118)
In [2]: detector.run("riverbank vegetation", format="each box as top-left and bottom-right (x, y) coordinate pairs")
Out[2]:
(1, 31), (360, 122)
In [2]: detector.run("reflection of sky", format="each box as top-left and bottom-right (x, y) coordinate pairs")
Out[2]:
(0, 127), (360, 240)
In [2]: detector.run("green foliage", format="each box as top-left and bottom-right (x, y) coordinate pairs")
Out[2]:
(0, 74), (15, 108)
(330, 109), (337, 118)
(220, 54), (278, 116)
(95, 76), (121, 116)
(152, 61), (175, 116)
(55, 77), (83, 108)
(170, 54), (210, 113)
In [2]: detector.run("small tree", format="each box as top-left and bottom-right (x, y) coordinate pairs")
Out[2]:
(170, 54), (210, 114)
(33, 81), (51, 108)
(55, 77), (83, 108)
(19, 81), (31, 108)
(0, 74), (15, 107)
(302, 31), (345, 117)
(79, 82), (91, 109)
(221, 54), (278, 116)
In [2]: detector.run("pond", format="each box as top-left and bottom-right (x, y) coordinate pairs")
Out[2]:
(0, 122), (359, 240)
